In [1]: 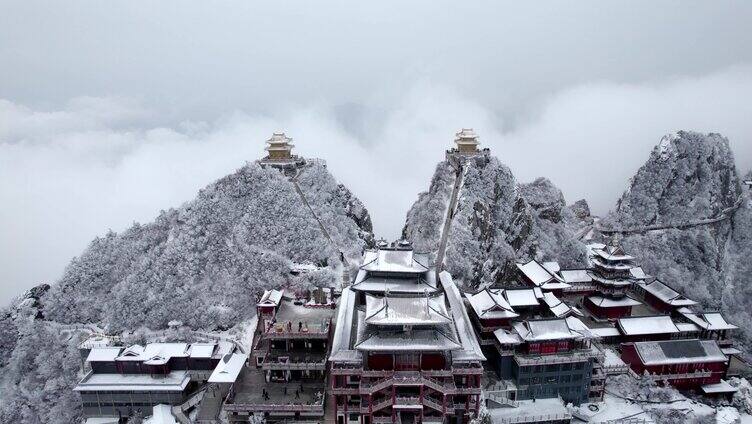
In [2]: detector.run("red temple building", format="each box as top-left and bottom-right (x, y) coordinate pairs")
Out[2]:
(329, 241), (485, 424)
(620, 339), (731, 391)
(637, 279), (698, 314)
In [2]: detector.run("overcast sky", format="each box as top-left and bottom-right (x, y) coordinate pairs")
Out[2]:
(1, 1), (752, 303)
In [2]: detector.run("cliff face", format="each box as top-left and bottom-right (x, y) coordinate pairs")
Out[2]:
(605, 131), (752, 348)
(403, 155), (586, 288)
(40, 160), (372, 333)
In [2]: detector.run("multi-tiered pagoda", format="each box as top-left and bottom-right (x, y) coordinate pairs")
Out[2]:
(329, 240), (485, 424)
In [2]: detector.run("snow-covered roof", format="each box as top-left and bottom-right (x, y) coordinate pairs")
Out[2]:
(265, 132), (294, 151)
(558, 269), (593, 284)
(516, 260), (555, 286)
(144, 404), (178, 424)
(512, 319), (579, 342)
(454, 128), (479, 145)
(591, 327), (620, 338)
(701, 380), (737, 394)
(639, 280), (697, 307)
(365, 293), (451, 326)
(617, 316), (680, 336)
(633, 339), (727, 366)
(504, 288), (543, 308)
(565, 316), (598, 339)
(630, 266), (647, 280)
(592, 257), (634, 271)
(590, 274), (634, 287)
(439, 271), (486, 362)
(543, 261), (561, 274)
(351, 270), (439, 294)
(587, 295), (641, 308)
(188, 343), (216, 359)
(540, 281), (571, 290)
(680, 311), (738, 331)
(360, 249), (429, 274)
(493, 328), (523, 345)
(208, 353), (247, 384)
(74, 370), (190, 392)
(355, 327), (461, 352)
(328, 287), (361, 363)
(115, 343), (189, 363)
(592, 245), (634, 262)
(259, 289), (283, 307)
(676, 323), (701, 333)
(543, 292), (574, 317)
(87, 347), (123, 363)
(464, 289), (518, 320)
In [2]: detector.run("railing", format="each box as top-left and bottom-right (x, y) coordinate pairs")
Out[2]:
(514, 350), (603, 366)
(370, 398), (393, 412)
(422, 396), (444, 412)
(451, 364), (484, 375)
(330, 387), (360, 395)
(395, 396), (421, 406)
(603, 364), (630, 375)
(261, 359), (326, 371)
(263, 328), (329, 339)
(645, 371), (712, 381)
(224, 401), (324, 413)
(494, 413), (573, 424)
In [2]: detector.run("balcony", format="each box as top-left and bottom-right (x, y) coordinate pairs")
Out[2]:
(514, 349), (604, 366)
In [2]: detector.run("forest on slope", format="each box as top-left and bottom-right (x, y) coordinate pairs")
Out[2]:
(0, 159), (373, 423)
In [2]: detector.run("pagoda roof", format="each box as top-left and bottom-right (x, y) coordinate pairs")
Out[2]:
(558, 269), (593, 284)
(543, 292), (575, 317)
(512, 319), (581, 342)
(360, 249), (430, 275)
(259, 289), (284, 307)
(464, 289), (519, 320)
(504, 288), (544, 307)
(364, 293), (451, 326)
(516, 260), (556, 286)
(350, 270), (439, 294)
(638, 280), (697, 307)
(454, 128), (479, 145)
(587, 295), (641, 308)
(592, 245), (634, 261)
(355, 327), (462, 352)
(680, 311), (738, 331)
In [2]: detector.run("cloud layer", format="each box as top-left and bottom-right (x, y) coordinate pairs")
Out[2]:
(2, 66), (752, 302)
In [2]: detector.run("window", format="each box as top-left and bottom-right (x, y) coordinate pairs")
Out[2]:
(561, 363), (572, 371)
(574, 362), (584, 370)
(519, 378), (529, 385)
(561, 375), (571, 383)
(546, 364), (558, 372)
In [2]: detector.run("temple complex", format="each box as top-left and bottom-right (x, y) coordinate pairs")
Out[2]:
(329, 241), (485, 424)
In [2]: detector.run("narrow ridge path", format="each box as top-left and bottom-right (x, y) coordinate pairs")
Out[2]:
(598, 193), (744, 235)
(289, 166), (351, 286)
(435, 162), (465, 277)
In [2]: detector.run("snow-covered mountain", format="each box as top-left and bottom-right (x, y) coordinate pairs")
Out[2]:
(402, 154), (587, 289)
(0, 159), (372, 423)
(602, 131), (752, 348)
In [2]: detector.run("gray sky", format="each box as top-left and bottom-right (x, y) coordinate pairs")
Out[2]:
(2, 1), (752, 303)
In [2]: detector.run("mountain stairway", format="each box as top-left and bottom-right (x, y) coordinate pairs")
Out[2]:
(435, 162), (464, 277)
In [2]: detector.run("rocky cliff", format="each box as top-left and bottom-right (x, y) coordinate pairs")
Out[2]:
(402, 154), (586, 288)
(604, 131), (752, 348)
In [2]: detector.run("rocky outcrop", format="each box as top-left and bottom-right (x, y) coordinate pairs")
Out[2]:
(606, 132), (752, 350)
(403, 155), (586, 288)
